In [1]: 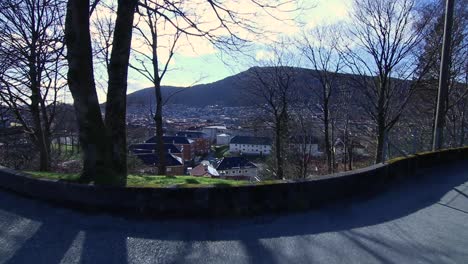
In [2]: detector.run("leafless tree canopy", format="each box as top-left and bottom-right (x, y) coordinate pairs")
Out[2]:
(0, 0), (66, 171)
(342, 0), (429, 163)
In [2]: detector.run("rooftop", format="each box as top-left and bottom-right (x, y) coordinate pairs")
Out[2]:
(129, 143), (181, 154)
(132, 152), (184, 166)
(145, 136), (193, 145)
(230, 136), (272, 145)
(216, 157), (257, 170)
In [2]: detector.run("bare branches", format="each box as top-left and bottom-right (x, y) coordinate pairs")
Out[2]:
(0, 0), (66, 170)
(341, 0), (427, 163)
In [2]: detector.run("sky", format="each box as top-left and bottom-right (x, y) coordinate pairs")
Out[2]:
(93, 0), (352, 102)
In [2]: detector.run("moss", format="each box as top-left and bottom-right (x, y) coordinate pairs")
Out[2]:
(25, 171), (249, 188)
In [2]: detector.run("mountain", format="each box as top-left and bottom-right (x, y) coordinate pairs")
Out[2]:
(126, 67), (327, 107)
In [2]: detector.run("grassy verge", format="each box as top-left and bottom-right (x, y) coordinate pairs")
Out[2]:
(25, 171), (251, 187)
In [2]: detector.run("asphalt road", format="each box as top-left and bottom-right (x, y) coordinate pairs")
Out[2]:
(0, 162), (467, 264)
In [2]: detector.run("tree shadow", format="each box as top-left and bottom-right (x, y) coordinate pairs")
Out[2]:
(0, 161), (467, 263)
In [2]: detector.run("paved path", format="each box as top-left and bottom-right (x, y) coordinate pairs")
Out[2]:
(0, 163), (467, 264)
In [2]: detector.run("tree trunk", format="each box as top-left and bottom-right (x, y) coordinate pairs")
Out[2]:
(375, 121), (386, 163)
(154, 81), (166, 175)
(29, 60), (51, 171)
(275, 121), (284, 180)
(104, 0), (138, 185)
(324, 98), (332, 174)
(375, 80), (387, 164)
(65, 0), (114, 183)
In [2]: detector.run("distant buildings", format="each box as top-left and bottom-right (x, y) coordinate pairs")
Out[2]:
(216, 156), (258, 180)
(229, 136), (272, 155)
(202, 125), (227, 142)
(145, 136), (195, 161)
(176, 131), (210, 154)
(128, 143), (184, 175)
(190, 161), (219, 177)
(288, 136), (321, 157)
(216, 133), (232, 145)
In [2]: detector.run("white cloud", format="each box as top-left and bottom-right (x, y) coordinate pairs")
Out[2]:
(255, 50), (275, 61)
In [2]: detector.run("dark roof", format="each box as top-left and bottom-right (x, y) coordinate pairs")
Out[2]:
(230, 136), (272, 145)
(129, 143), (181, 154)
(133, 152), (183, 166)
(216, 157), (257, 170)
(145, 136), (192, 144)
(176, 131), (207, 139)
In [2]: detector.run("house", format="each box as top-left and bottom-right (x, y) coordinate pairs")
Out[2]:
(129, 143), (182, 159)
(216, 157), (258, 180)
(176, 131), (210, 154)
(130, 149), (184, 175)
(190, 161), (219, 177)
(202, 125), (227, 142)
(288, 135), (321, 157)
(145, 136), (195, 161)
(216, 133), (232, 145)
(130, 141), (190, 175)
(334, 139), (369, 157)
(229, 136), (272, 155)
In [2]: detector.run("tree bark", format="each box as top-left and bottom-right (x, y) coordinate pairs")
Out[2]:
(154, 80), (166, 175)
(104, 0), (138, 185)
(323, 95), (332, 174)
(65, 0), (114, 183)
(275, 126), (284, 179)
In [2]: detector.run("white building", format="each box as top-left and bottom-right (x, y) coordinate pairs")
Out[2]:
(202, 126), (227, 142)
(216, 133), (233, 145)
(216, 157), (258, 180)
(288, 136), (321, 157)
(229, 136), (272, 155)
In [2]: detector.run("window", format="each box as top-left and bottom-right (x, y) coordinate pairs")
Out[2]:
(239, 170), (241, 173)
(167, 168), (172, 172)
(226, 171), (229, 174)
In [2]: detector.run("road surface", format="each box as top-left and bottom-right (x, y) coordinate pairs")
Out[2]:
(0, 162), (467, 263)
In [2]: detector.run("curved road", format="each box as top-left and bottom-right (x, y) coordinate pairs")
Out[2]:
(0, 163), (467, 264)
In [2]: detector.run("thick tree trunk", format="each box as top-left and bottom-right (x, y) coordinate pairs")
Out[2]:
(65, 0), (114, 183)
(154, 81), (166, 175)
(104, 0), (138, 185)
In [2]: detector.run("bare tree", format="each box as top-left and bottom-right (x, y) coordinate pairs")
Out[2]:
(415, 0), (468, 148)
(130, 0), (298, 175)
(299, 25), (344, 173)
(65, 0), (138, 185)
(129, 0), (183, 175)
(65, 0), (299, 184)
(248, 47), (297, 179)
(343, 0), (429, 163)
(0, 0), (66, 171)
(287, 108), (318, 178)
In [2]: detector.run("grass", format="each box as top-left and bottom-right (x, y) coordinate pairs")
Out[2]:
(25, 171), (251, 188)
(51, 144), (81, 160)
(212, 145), (230, 158)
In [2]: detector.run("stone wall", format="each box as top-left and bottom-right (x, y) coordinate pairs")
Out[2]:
(0, 147), (467, 217)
